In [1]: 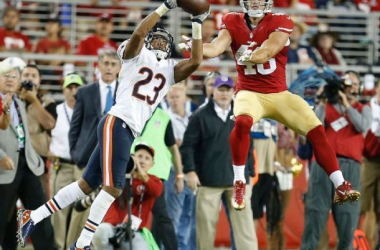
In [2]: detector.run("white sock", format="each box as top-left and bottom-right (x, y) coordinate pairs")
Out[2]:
(233, 165), (246, 184)
(76, 190), (115, 248)
(329, 170), (345, 189)
(31, 182), (86, 224)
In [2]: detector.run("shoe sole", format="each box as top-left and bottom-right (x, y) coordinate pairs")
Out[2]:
(334, 191), (361, 205)
(16, 209), (26, 248)
(231, 198), (246, 211)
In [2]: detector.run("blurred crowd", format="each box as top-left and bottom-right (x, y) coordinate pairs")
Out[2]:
(0, 1), (380, 250)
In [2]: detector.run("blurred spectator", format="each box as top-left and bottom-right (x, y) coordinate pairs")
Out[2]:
(131, 107), (184, 250)
(310, 27), (347, 69)
(108, 0), (128, 43)
(0, 78), (11, 130)
(250, 119), (282, 250)
(361, 78), (380, 248)
(273, 124), (298, 250)
(35, 16), (71, 67)
(0, 6), (32, 52)
(200, 71), (221, 105)
(165, 85), (196, 250)
(20, 65), (57, 196)
(301, 71), (372, 250)
(67, 50), (120, 245)
(288, 21), (318, 65)
(273, 0), (299, 8)
(160, 80), (198, 115)
(181, 76), (258, 250)
(77, 13), (118, 57)
(92, 142), (162, 250)
(0, 64), (57, 250)
(353, 0), (380, 12)
(48, 74), (84, 250)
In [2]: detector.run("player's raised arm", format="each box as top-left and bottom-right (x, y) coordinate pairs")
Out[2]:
(240, 31), (289, 64)
(174, 9), (211, 83)
(203, 29), (232, 58)
(123, 0), (177, 60)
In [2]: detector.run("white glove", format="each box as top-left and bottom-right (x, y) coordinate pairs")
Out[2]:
(1, 57), (26, 72)
(191, 7), (211, 23)
(164, 0), (177, 9)
(238, 49), (253, 63)
(178, 35), (192, 51)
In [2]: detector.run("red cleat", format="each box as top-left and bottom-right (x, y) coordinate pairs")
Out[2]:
(231, 180), (246, 211)
(334, 181), (361, 205)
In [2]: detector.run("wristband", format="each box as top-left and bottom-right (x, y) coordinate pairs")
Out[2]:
(155, 3), (170, 17)
(192, 22), (202, 40)
(3, 108), (10, 115)
(176, 174), (184, 179)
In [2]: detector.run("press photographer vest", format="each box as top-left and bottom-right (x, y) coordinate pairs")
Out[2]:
(27, 96), (55, 157)
(325, 102), (364, 163)
(131, 108), (172, 180)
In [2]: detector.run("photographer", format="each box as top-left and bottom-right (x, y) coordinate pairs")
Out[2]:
(19, 65), (57, 195)
(92, 142), (162, 250)
(0, 62), (57, 250)
(301, 71), (372, 250)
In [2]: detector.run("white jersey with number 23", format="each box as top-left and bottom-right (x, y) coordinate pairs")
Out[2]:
(108, 40), (178, 137)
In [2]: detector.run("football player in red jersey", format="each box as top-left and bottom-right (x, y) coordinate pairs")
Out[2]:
(181, 0), (361, 210)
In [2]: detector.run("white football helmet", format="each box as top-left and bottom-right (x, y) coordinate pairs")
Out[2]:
(240, 0), (273, 18)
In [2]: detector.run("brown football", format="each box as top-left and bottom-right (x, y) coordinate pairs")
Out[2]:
(177, 0), (210, 16)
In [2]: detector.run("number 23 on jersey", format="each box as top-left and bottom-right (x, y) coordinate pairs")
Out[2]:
(236, 45), (277, 75)
(132, 67), (166, 106)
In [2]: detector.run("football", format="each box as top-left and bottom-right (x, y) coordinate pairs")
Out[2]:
(177, 0), (210, 16)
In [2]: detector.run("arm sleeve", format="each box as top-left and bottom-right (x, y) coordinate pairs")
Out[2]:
(269, 15), (294, 34)
(69, 89), (84, 158)
(314, 105), (326, 126)
(180, 114), (201, 173)
(144, 176), (163, 198)
(0, 148), (6, 160)
(45, 102), (58, 120)
(346, 105), (372, 133)
(164, 121), (176, 147)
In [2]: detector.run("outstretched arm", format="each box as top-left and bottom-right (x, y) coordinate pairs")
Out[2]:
(123, 1), (176, 60)
(203, 29), (232, 58)
(241, 31), (289, 64)
(174, 10), (211, 83)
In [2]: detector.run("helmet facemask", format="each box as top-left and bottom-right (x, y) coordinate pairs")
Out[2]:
(145, 26), (174, 60)
(240, 0), (273, 18)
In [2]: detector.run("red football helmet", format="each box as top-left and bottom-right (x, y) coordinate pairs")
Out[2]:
(240, 0), (273, 18)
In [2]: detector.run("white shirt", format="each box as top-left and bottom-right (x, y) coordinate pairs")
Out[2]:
(49, 102), (73, 159)
(167, 110), (190, 141)
(99, 79), (117, 115)
(214, 103), (231, 123)
(109, 40), (178, 137)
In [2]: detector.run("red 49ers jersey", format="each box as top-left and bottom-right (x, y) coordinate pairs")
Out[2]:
(220, 12), (293, 93)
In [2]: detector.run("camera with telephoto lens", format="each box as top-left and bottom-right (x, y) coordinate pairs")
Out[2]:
(20, 80), (35, 91)
(109, 223), (135, 248)
(323, 78), (345, 104)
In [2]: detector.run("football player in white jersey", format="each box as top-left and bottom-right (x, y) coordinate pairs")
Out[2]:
(17, 1), (210, 249)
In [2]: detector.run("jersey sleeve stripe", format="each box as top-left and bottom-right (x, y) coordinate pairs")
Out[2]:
(277, 27), (293, 32)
